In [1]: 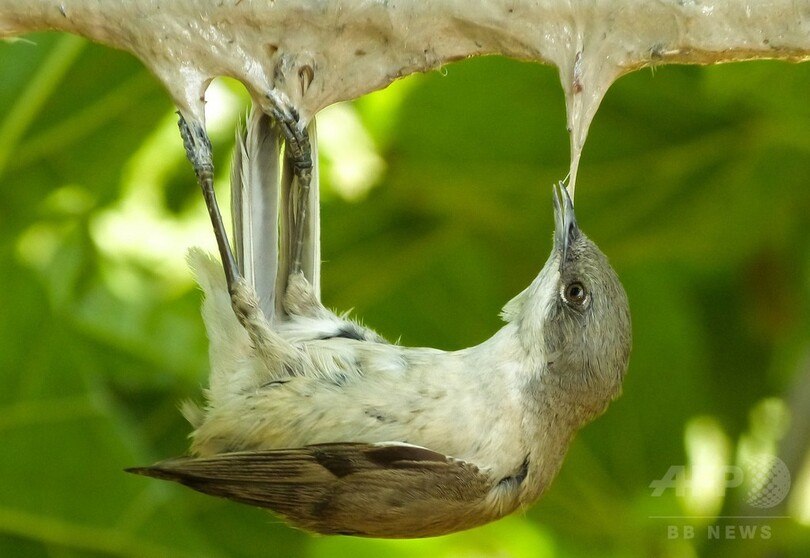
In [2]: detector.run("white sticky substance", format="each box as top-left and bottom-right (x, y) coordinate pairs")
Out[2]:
(2, 0), (809, 197)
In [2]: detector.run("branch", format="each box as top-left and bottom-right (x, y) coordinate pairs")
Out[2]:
(2, 0), (809, 188)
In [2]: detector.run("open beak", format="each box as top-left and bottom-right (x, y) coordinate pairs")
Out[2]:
(553, 182), (579, 262)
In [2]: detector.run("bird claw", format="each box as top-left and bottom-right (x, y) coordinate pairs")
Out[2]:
(265, 90), (312, 173)
(264, 90), (314, 277)
(177, 113), (240, 292)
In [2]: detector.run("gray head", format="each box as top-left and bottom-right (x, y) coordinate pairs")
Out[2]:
(504, 183), (631, 421)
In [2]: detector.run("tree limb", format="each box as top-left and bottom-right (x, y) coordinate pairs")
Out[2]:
(2, 0), (809, 190)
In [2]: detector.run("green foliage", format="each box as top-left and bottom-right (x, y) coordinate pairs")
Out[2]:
(1, 32), (809, 557)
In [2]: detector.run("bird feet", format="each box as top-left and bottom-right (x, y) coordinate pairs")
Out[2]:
(178, 113), (240, 292)
(264, 90), (313, 277)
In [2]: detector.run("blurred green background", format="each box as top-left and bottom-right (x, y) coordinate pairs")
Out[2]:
(1, 32), (809, 558)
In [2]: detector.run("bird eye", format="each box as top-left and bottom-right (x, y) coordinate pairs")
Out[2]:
(562, 281), (588, 306)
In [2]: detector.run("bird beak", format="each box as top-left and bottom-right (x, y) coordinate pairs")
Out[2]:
(553, 182), (579, 262)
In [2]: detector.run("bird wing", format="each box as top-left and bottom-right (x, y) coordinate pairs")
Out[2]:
(127, 442), (495, 538)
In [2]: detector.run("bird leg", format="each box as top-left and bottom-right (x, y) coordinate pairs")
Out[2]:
(177, 93), (314, 337)
(264, 91), (313, 277)
(178, 114), (240, 293)
(180, 112), (302, 368)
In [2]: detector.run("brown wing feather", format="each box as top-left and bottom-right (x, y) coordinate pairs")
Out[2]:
(127, 443), (497, 538)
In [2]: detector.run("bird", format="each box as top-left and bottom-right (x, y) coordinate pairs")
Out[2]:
(127, 107), (632, 538)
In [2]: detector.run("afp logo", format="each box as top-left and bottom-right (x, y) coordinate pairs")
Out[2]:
(744, 455), (791, 508)
(649, 453), (791, 509)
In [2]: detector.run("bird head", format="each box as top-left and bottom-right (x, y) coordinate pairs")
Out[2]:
(502, 183), (631, 421)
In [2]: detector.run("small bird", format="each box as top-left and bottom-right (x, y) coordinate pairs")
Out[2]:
(128, 108), (632, 538)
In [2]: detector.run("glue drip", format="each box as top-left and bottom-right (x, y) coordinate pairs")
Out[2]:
(554, 43), (626, 203)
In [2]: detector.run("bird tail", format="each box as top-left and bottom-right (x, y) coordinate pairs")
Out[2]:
(230, 106), (320, 323)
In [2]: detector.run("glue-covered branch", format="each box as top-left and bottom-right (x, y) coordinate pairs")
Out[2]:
(2, 0), (809, 192)
(2, 0), (808, 119)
